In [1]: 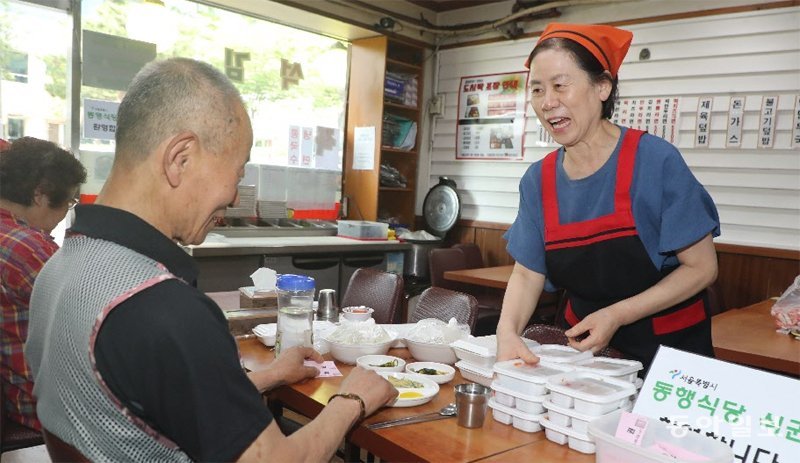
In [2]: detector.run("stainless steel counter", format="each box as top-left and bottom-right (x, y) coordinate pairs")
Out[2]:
(183, 236), (411, 257)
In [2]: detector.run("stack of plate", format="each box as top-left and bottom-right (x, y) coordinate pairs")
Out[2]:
(258, 200), (287, 219)
(226, 184), (256, 218)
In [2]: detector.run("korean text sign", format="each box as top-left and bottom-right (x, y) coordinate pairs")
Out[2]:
(634, 346), (799, 463)
(456, 72), (526, 160)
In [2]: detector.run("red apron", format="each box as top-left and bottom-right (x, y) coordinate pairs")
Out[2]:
(542, 129), (713, 371)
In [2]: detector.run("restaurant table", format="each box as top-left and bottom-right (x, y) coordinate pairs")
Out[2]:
(443, 265), (514, 290)
(712, 298), (800, 377)
(238, 338), (595, 462)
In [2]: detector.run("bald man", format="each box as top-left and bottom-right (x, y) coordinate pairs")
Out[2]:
(26, 57), (396, 462)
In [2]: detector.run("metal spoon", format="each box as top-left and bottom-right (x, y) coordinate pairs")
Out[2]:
(367, 403), (458, 429)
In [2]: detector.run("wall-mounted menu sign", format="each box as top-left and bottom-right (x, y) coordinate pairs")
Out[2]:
(611, 97), (681, 144)
(455, 71), (526, 160)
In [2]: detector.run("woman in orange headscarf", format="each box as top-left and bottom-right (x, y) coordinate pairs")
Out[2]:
(497, 23), (720, 373)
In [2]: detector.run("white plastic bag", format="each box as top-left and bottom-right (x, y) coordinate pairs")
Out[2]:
(771, 275), (800, 334)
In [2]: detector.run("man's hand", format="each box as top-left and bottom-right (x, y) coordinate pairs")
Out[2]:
(267, 346), (324, 385)
(337, 367), (398, 416)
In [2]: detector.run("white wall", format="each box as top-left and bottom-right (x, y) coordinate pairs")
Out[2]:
(423, 5), (800, 250)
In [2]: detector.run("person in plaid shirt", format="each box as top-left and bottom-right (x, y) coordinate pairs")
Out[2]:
(0, 137), (86, 432)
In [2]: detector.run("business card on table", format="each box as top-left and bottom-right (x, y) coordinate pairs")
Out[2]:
(304, 360), (343, 377)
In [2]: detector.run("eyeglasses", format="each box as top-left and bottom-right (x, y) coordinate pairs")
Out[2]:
(67, 197), (80, 209)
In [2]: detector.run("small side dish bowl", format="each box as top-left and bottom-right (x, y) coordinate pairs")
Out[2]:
(405, 362), (456, 384)
(357, 355), (406, 372)
(341, 306), (375, 322)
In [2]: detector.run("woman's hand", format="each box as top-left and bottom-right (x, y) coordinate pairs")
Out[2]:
(564, 305), (624, 353)
(497, 330), (540, 364)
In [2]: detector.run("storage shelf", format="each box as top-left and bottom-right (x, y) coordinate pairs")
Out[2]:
(384, 101), (420, 112)
(387, 58), (422, 72)
(381, 146), (417, 155)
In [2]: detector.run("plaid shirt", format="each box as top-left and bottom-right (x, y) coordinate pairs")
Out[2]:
(1, 208), (57, 431)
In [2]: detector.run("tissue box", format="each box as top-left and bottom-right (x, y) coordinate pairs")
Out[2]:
(239, 287), (278, 309)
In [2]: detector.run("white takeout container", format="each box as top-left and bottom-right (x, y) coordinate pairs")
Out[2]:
(450, 335), (539, 369)
(487, 398), (545, 433)
(546, 371), (637, 416)
(589, 410), (735, 463)
(540, 416), (596, 454)
(573, 357), (643, 383)
(455, 360), (494, 387)
(490, 380), (548, 414)
(532, 344), (594, 364)
(405, 338), (458, 364)
(493, 359), (575, 395)
(543, 398), (632, 434)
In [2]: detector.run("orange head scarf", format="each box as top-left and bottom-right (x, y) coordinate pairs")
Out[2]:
(525, 23), (633, 78)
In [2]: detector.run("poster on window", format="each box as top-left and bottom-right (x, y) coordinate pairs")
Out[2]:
(83, 98), (119, 141)
(456, 72), (527, 160)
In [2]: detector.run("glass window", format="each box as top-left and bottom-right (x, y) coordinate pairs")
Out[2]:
(5, 50), (28, 83)
(6, 116), (23, 139)
(79, 0), (348, 219)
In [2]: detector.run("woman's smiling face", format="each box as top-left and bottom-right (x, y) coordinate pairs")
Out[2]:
(528, 48), (610, 148)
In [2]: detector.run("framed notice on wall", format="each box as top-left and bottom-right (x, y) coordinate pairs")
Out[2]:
(456, 71), (527, 160)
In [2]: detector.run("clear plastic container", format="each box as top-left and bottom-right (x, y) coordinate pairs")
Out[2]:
(588, 410), (735, 463)
(546, 372), (636, 416)
(275, 274), (315, 357)
(337, 220), (389, 240)
(573, 357), (643, 383)
(493, 359), (574, 395)
(276, 274), (315, 310)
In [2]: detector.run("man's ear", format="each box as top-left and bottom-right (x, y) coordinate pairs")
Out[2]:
(163, 131), (199, 188)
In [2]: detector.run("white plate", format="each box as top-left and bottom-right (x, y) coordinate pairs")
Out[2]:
(379, 372), (439, 407)
(405, 362), (455, 384)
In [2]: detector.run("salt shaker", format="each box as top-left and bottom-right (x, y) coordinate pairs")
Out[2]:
(317, 289), (338, 322)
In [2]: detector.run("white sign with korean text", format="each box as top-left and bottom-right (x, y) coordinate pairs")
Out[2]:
(758, 96), (778, 149)
(456, 71), (526, 160)
(611, 97), (680, 144)
(792, 95), (800, 149)
(353, 126), (375, 171)
(695, 97), (713, 148)
(301, 126), (313, 167)
(288, 125), (300, 166)
(83, 99), (119, 141)
(727, 96), (745, 148)
(634, 346), (799, 463)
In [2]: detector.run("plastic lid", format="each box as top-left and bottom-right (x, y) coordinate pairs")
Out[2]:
(455, 360), (494, 378)
(546, 371), (636, 404)
(493, 359), (575, 383)
(532, 344), (594, 364)
(573, 357), (643, 377)
(276, 274), (315, 291)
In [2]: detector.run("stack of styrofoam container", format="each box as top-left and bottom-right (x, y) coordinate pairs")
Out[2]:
(541, 371), (637, 454)
(451, 335), (538, 388)
(225, 184), (257, 218)
(257, 165), (287, 219)
(489, 358), (575, 433)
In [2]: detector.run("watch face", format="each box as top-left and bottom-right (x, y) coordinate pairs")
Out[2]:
(424, 185), (460, 235)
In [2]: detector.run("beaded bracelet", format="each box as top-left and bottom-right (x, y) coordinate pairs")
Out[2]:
(328, 393), (366, 423)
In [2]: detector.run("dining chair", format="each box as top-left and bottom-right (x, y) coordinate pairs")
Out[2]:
(340, 267), (405, 324)
(43, 429), (88, 462)
(0, 380), (44, 453)
(452, 242), (485, 269)
(521, 323), (628, 359)
(428, 247), (503, 335)
(410, 287), (479, 333)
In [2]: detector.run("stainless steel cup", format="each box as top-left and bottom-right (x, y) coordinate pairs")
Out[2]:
(454, 383), (491, 428)
(317, 289), (338, 322)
